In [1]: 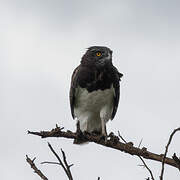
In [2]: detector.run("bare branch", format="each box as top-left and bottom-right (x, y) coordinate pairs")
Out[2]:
(47, 143), (73, 180)
(160, 127), (180, 180)
(26, 155), (48, 180)
(28, 126), (179, 170)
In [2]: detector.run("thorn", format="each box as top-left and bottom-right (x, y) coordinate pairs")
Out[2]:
(118, 130), (127, 143)
(138, 138), (143, 148)
(69, 164), (74, 168)
(47, 142), (51, 147)
(60, 148), (64, 153)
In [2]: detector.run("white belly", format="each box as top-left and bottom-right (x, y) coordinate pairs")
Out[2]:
(74, 85), (114, 132)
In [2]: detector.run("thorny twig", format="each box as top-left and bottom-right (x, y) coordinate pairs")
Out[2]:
(26, 143), (74, 180)
(47, 143), (73, 180)
(137, 138), (155, 180)
(26, 155), (48, 180)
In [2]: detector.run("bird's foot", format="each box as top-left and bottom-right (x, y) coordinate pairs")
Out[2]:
(74, 129), (88, 144)
(108, 132), (119, 144)
(91, 130), (101, 136)
(99, 133), (108, 144)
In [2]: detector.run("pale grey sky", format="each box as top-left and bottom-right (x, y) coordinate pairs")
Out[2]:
(0, 0), (180, 179)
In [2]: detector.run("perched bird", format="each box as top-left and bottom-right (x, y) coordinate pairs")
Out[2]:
(70, 46), (123, 144)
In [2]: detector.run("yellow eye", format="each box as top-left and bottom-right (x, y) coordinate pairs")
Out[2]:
(96, 52), (101, 56)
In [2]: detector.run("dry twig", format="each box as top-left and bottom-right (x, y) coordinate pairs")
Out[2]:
(26, 155), (48, 180)
(26, 143), (73, 180)
(160, 127), (180, 180)
(138, 156), (155, 180)
(47, 143), (73, 180)
(137, 138), (155, 180)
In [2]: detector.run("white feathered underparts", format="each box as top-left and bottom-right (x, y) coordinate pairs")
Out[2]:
(74, 84), (115, 134)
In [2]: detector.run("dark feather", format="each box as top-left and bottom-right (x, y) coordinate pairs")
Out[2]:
(69, 66), (80, 119)
(111, 68), (123, 119)
(69, 64), (123, 120)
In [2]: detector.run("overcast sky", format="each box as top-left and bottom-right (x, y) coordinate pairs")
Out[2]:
(1, 0), (180, 179)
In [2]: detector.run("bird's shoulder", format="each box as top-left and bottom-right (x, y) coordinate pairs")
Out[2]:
(72, 64), (122, 91)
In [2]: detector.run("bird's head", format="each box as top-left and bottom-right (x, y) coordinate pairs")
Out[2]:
(81, 46), (113, 68)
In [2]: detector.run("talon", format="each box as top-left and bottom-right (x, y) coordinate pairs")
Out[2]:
(83, 131), (90, 136)
(99, 134), (108, 143)
(108, 132), (114, 137)
(92, 130), (101, 136)
(104, 136), (108, 144)
(74, 124), (87, 144)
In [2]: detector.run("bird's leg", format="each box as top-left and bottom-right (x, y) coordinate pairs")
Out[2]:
(76, 120), (81, 134)
(101, 118), (107, 136)
(100, 117), (108, 143)
(73, 121), (84, 144)
(100, 108), (108, 136)
(76, 120), (84, 138)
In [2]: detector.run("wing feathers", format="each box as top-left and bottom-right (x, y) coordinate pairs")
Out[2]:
(69, 66), (80, 119)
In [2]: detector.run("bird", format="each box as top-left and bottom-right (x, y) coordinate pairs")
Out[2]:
(69, 46), (123, 144)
